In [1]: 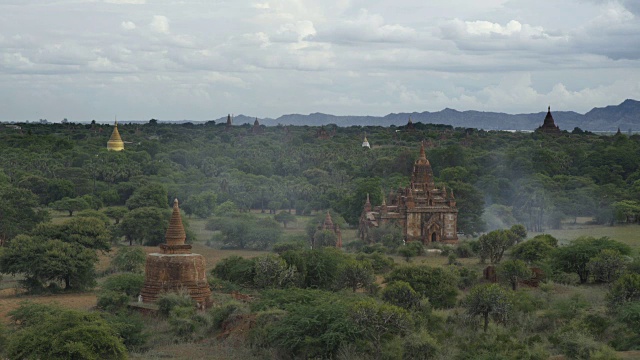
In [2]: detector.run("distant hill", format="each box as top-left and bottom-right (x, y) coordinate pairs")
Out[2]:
(217, 99), (638, 131)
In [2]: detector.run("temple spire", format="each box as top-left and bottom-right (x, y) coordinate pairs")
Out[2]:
(165, 199), (186, 246)
(107, 119), (125, 151)
(419, 141), (427, 161)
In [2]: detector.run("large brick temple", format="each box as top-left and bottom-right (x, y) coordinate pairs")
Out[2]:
(359, 142), (459, 245)
(141, 199), (211, 308)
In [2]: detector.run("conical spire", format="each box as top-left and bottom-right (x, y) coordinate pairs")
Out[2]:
(107, 120), (124, 151)
(323, 211), (334, 229)
(364, 193), (372, 212)
(419, 141), (427, 161)
(165, 199), (186, 246)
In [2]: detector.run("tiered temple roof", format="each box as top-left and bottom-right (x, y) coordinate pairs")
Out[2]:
(536, 106), (561, 134)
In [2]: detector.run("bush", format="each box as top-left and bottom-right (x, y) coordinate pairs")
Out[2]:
(272, 238), (307, 255)
(97, 291), (130, 312)
(209, 300), (246, 332)
(157, 292), (194, 317)
(385, 265), (459, 309)
(403, 330), (440, 360)
(552, 329), (617, 360)
(103, 311), (148, 350)
(109, 246), (146, 273)
(607, 273), (640, 307)
(455, 242), (475, 258)
(212, 255), (255, 286)
(102, 273), (145, 296)
(381, 281), (421, 310)
(355, 252), (395, 274)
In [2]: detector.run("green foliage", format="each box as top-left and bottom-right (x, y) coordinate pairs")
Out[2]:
(76, 209), (112, 226)
(6, 303), (127, 360)
(102, 206), (129, 224)
(402, 330), (440, 360)
(212, 215), (283, 250)
(0, 217), (111, 290)
(157, 292), (195, 317)
(97, 290), (131, 312)
(274, 211), (296, 228)
(385, 265), (459, 308)
(183, 191), (217, 218)
(212, 255), (256, 286)
(313, 229), (338, 248)
(253, 254), (299, 289)
(109, 246), (146, 273)
(272, 237), (308, 254)
(587, 249), (628, 283)
(497, 259), (532, 290)
(478, 229), (518, 264)
(607, 273), (640, 307)
(251, 289), (361, 359)
(381, 281), (421, 310)
(125, 182), (168, 210)
(355, 251), (395, 274)
(0, 184), (50, 245)
(554, 236), (632, 284)
(49, 196), (90, 216)
(102, 273), (145, 296)
(462, 283), (513, 332)
(103, 311), (148, 350)
(369, 223), (404, 249)
(335, 258), (375, 292)
(510, 234), (558, 264)
(551, 328), (618, 360)
(118, 206), (169, 246)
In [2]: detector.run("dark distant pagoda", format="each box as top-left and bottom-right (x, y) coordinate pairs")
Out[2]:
(536, 106), (561, 134)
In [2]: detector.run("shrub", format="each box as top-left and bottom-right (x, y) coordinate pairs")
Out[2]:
(212, 255), (255, 286)
(403, 330), (440, 360)
(101, 273), (145, 296)
(157, 292), (194, 317)
(385, 265), (459, 309)
(109, 246), (146, 273)
(455, 242), (475, 258)
(355, 252), (395, 274)
(607, 273), (640, 307)
(272, 238), (307, 255)
(97, 291), (130, 312)
(381, 281), (421, 310)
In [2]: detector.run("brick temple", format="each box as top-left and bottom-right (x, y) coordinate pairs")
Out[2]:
(536, 106), (561, 134)
(359, 142), (459, 245)
(141, 199), (211, 308)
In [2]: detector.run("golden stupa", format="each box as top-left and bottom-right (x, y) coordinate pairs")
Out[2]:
(107, 121), (125, 151)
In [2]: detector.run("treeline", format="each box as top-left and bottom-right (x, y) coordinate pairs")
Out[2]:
(2, 120), (640, 240)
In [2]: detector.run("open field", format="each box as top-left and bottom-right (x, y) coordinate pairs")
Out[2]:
(530, 224), (640, 250)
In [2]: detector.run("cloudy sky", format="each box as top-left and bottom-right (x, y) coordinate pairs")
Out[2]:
(1, 0), (639, 122)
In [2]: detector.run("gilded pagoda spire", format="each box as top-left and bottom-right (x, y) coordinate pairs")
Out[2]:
(107, 119), (125, 151)
(166, 199), (186, 246)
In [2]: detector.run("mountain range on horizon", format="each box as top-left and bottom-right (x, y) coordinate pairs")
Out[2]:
(8, 99), (639, 132)
(219, 99), (640, 132)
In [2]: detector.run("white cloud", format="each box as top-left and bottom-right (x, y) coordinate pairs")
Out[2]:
(149, 15), (169, 34)
(121, 21), (136, 30)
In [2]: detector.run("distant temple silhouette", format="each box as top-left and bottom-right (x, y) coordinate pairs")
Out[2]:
(536, 106), (561, 134)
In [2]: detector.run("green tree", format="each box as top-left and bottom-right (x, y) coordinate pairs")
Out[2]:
(496, 259), (532, 290)
(0, 185), (50, 246)
(463, 283), (513, 332)
(587, 249), (628, 283)
(478, 229), (518, 264)
(607, 273), (640, 307)
(553, 236), (632, 284)
(183, 191), (217, 218)
(49, 196), (90, 216)
(125, 183), (168, 210)
(510, 234), (557, 264)
(6, 303), (127, 360)
(102, 206), (129, 225)
(0, 217), (110, 290)
(119, 206), (169, 246)
(335, 258), (375, 292)
(274, 211), (296, 228)
(313, 229), (337, 248)
(381, 281), (421, 310)
(109, 246), (146, 273)
(351, 299), (411, 357)
(385, 265), (458, 308)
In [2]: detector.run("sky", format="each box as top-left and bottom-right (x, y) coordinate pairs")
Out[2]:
(1, 0), (639, 122)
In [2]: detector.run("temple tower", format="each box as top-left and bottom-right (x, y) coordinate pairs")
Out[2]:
(107, 121), (125, 151)
(319, 211), (343, 248)
(536, 106), (561, 134)
(362, 134), (371, 148)
(141, 199), (211, 308)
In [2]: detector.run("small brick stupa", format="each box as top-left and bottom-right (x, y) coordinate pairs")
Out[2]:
(141, 199), (211, 308)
